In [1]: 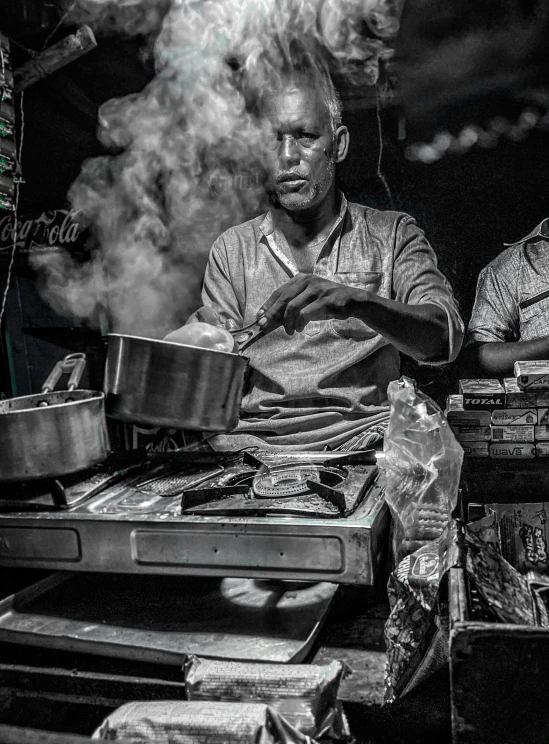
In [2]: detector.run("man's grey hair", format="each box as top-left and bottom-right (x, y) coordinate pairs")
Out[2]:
(315, 71), (343, 133)
(260, 65), (343, 134)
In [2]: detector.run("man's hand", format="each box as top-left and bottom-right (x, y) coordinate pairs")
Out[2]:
(256, 273), (450, 362)
(256, 273), (357, 334)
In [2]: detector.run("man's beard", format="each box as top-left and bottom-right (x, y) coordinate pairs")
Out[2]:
(267, 158), (336, 211)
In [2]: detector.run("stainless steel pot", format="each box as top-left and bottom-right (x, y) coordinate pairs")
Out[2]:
(0, 353), (110, 482)
(103, 333), (249, 431)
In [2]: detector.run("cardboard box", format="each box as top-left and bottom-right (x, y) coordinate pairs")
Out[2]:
(446, 396), (491, 426)
(461, 441), (490, 458)
(459, 379), (505, 409)
(448, 410), (492, 427)
(492, 409), (537, 426)
(535, 443), (549, 457)
(535, 425), (549, 441)
(503, 378), (549, 408)
(514, 361), (549, 390)
(452, 426), (492, 442)
(489, 442), (536, 458)
(491, 425), (535, 442)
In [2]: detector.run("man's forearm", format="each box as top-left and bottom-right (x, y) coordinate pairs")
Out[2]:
(461, 337), (549, 377)
(350, 291), (450, 363)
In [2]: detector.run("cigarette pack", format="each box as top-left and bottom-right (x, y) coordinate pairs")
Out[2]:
(459, 379), (505, 409)
(514, 361), (549, 390)
(489, 442), (536, 458)
(452, 425), (491, 442)
(536, 443), (549, 457)
(445, 395), (491, 426)
(491, 425), (535, 442)
(491, 409), (537, 426)
(461, 441), (490, 458)
(503, 378), (549, 407)
(535, 425), (549, 441)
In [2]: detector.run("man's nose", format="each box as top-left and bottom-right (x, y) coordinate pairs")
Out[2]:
(279, 135), (300, 166)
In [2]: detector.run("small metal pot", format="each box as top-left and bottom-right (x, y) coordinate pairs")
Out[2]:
(0, 353), (110, 482)
(103, 333), (249, 431)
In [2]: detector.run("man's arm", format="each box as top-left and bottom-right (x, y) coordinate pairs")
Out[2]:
(257, 216), (462, 364)
(458, 252), (521, 377)
(461, 337), (549, 378)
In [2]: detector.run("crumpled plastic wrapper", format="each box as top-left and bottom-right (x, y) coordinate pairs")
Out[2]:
(384, 521), (538, 702)
(92, 700), (318, 744)
(382, 376), (463, 562)
(183, 656), (350, 741)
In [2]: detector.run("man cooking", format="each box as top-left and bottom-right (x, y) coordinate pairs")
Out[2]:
(185, 67), (464, 451)
(461, 219), (549, 377)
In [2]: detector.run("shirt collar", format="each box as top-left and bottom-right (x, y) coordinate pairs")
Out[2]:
(259, 192), (348, 238)
(504, 218), (549, 247)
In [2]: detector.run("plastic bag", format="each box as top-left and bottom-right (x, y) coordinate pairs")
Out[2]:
(382, 377), (463, 562)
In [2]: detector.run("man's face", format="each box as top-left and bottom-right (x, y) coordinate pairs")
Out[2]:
(263, 85), (338, 212)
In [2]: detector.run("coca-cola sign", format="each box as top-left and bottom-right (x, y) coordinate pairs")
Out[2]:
(0, 209), (87, 256)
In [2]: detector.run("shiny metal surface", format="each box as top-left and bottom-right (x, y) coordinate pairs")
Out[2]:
(0, 477), (388, 584)
(0, 390), (109, 482)
(0, 573), (338, 664)
(104, 333), (249, 431)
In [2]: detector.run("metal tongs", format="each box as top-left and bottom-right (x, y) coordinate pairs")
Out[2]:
(229, 317), (280, 352)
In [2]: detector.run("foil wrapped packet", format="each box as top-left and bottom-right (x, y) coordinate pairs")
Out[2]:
(183, 656), (349, 740)
(92, 700), (317, 744)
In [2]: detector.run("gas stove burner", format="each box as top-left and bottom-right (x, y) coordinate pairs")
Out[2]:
(252, 465), (344, 498)
(252, 467), (320, 498)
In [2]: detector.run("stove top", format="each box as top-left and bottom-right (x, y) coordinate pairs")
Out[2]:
(0, 450), (389, 585)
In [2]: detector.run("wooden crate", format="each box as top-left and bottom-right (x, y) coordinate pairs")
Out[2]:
(451, 461), (549, 744)
(449, 565), (549, 744)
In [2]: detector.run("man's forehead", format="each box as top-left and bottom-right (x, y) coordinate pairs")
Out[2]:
(264, 84), (330, 127)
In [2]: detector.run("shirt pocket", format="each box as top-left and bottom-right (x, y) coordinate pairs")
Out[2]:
(519, 290), (549, 341)
(332, 271), (383, 340)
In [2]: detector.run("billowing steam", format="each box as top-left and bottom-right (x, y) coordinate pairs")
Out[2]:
(34, 0), (401, 338)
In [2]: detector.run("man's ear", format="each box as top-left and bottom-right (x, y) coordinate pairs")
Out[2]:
(335, 126), (349, 163)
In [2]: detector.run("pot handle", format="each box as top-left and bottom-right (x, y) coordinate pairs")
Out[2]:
(41, 353), (87, 393)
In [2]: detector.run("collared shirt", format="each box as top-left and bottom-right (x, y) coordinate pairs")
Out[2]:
(466, 219), (549, 346)
(202, 195), (464, 449)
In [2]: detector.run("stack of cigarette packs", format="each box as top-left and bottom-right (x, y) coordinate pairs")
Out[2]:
(447, 361), (549, 458)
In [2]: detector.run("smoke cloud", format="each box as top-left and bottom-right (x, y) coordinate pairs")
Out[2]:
(34, 0), (401, 338)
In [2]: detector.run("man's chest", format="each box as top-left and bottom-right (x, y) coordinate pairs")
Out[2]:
(239, 234), (394, 319)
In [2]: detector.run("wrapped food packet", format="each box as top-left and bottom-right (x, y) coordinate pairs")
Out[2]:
(183, 656), (349, 740)
(92, 700), (318, 744)
(382, 377), (463, 562)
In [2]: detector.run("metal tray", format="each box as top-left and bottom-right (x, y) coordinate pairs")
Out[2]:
(0, 572), (338, 665)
